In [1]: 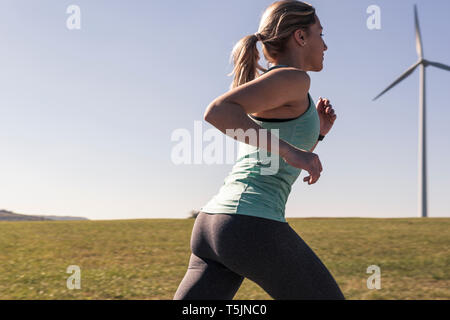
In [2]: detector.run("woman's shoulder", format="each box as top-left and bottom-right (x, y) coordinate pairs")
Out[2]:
(263, 67), (310, 87)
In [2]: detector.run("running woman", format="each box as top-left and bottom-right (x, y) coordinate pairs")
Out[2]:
(174, 0), (343, 300)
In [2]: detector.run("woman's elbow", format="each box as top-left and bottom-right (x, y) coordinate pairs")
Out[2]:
(203, 101), (220, 123)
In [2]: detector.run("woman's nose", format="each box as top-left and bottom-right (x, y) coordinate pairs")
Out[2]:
(324, 42), (328, 51)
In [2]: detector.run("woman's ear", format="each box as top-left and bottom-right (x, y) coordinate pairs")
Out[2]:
(295, 29), (308, 47)
(294, 29), (305, 44)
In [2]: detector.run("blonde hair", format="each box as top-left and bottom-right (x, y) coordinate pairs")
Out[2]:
(227, 0), (316, 89)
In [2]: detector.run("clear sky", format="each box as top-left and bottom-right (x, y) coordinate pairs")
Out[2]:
(0, 0), (449, 220)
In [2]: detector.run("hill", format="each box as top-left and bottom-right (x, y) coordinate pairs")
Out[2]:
(0, 209), (88, 221)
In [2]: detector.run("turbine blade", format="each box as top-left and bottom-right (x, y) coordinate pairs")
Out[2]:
(373, 61), (421, 101)
(427, 60), (450, 72)
(414, 5), (424, 59)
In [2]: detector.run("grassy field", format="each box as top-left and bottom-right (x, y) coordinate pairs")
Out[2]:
(0, 217), (448, 300)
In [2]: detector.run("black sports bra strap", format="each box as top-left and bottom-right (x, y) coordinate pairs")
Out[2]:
(264, 64), (290, 73)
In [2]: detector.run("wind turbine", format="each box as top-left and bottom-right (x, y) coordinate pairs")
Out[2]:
(373, 5), (450, 218)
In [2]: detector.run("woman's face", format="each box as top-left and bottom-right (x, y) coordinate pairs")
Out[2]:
(300, 14), (328, 71)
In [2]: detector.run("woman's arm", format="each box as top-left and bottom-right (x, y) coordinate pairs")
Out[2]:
(204, 68), (323, 184)
(204, 100), (296, 158)
(204, 68), (310, 157)
(205, 100), (323, 184)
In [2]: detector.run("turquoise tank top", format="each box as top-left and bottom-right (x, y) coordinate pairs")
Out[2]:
(200, 65), (320, 222)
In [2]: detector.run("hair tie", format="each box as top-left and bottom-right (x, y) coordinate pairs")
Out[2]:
(254, 32), (263, 42)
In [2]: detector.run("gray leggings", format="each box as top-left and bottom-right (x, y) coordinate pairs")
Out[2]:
(173, 211), (345, 300)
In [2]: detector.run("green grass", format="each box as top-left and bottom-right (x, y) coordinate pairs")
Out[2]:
(0, 218), (448, 299)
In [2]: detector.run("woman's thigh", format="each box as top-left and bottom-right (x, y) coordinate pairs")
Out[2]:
(188, 212), (344, 300)
(173, 253), (244, 300)
(217, 219), (345, 300)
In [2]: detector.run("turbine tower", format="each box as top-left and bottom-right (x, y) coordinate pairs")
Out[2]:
(373, 5), (450, 218)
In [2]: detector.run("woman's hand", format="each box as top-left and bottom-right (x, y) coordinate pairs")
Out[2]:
(282, 147), (323, 185)
(317, 97), (337, 136)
